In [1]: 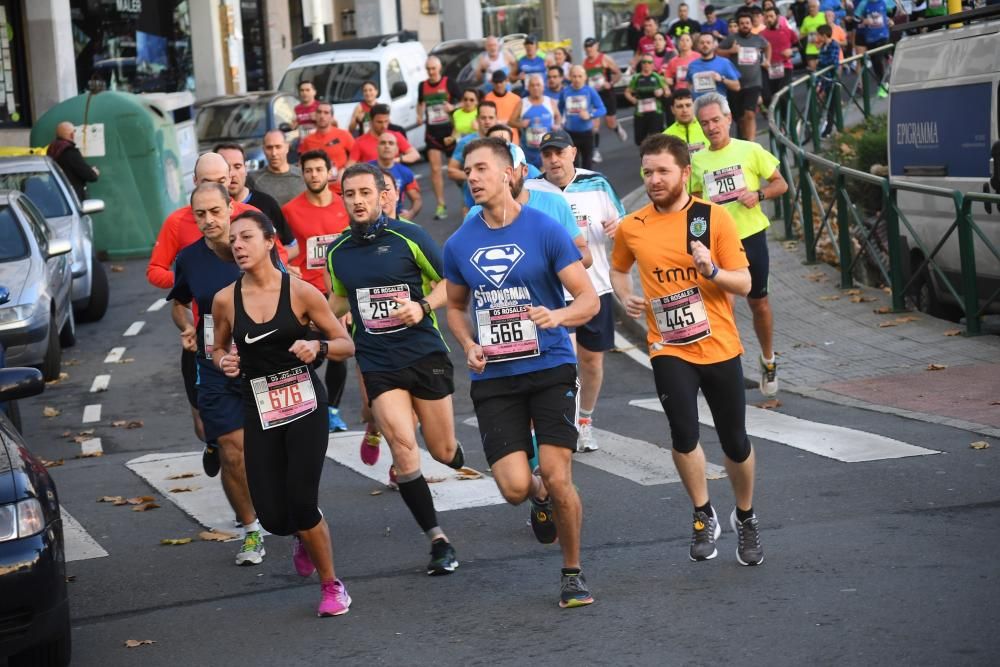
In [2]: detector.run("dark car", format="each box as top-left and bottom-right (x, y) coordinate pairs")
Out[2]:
(430, 34), (528, 93)
(195, 92), (300, 172)
(0, 366), (70, 666)
(0, 338), (21, 434)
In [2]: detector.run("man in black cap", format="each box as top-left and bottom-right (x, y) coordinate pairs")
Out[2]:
(518, 35), (548, 91)
(484, 69), (522, 145)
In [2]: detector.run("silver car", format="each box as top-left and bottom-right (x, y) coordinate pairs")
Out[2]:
(0, 191), (74, 380)
(0, 156), (107, 322)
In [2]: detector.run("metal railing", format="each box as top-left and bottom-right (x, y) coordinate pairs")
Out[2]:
(767, 44), (1000, 335)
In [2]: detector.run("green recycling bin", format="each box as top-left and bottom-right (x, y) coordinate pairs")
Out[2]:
(30, 91), (187, 259)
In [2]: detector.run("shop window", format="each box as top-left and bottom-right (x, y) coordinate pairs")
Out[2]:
(0, 1), (30, 126)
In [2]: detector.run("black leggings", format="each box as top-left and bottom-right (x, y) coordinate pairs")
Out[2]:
(568, 129), (595, 170)
(243, 403), (328, 536)
(651, 354), (751, 463)
(324, 359), (346, 408)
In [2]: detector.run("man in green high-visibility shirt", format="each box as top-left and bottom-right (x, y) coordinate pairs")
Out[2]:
(799, 0), (827, 70)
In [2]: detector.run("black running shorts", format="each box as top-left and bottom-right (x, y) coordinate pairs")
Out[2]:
(362, 352), (455, 405)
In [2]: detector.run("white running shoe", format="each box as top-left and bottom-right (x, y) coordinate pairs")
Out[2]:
(759, 354), (779, 397)
(616, 124), (628, 142)
(592, 148), (603, 163)
(576, 420), (599, 452)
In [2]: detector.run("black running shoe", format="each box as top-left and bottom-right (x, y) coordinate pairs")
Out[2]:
(559, 572), (594, 608)
(447, 441), (466, 470)
(427, 539), (459, 576)
(530, 496), (557, 544)
(202, 443), (220, 478)
(730, 509), (764, 566)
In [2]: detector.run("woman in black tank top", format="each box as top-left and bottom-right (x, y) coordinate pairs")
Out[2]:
(210, 210), (356, 618)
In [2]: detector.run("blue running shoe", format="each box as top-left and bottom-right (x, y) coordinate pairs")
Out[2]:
(328, 407), (348, 432)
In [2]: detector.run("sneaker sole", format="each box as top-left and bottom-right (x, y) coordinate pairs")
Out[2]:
(559, 596), (594, 608)
(427, 561), (459, 576)
(729, 513), (764, 566)
(235, 547), (266, 566)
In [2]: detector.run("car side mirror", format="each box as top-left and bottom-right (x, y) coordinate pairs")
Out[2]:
(47, 238), (72, 258)
(390, 81), (408, 99)
(279, 122), (293, 133)
(81, 199), (104, 215)
(0, 367), (45, 401)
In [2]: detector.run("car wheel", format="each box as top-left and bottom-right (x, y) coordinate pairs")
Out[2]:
(79, 257), (109, 322)
(59, 307), (76, 348)
(8, 611), (71, 667)
(905, 262), (962, 322)
(39, 316), (62, 381)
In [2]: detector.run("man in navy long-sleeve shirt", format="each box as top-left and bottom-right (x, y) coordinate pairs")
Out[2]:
(559, 65), (606, 170)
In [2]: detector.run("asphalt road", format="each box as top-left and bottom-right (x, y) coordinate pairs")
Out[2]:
(6, 120), (999, 666)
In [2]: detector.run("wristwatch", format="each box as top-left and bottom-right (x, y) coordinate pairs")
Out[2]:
(757, 190), (766, 202)
(417, 298), (432, 317)
(317, 340), (328, 360)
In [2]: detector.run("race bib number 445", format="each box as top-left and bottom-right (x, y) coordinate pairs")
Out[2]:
(357, 284), (409, 334)
(476, 305), (540, 362)
(651, 286), (711, 345)
(704, 165), (747, 205)
(250, 366), (318, 430)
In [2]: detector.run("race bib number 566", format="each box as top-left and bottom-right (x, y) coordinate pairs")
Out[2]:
(476, 305), (540, 362)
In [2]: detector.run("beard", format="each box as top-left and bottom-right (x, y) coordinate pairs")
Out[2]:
(306, 180), (329, 194)
(647, 177), (688, 210)
(510, 173), (525, 199)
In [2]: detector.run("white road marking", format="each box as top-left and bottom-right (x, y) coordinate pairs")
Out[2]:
(615, 332), (651, 369)
(325, 431), (506, 511)
(62, 507), (109, 562)
(123, 321), (145, 337)
(460, 416), (722, 486)
(80, 437), (103, 456)
(89, 374), (110, 393)
(104, 347), (126, 363)
(147, 299), (168, 312)
(82, 404), (102, 423)
(126, 452), (237, 534)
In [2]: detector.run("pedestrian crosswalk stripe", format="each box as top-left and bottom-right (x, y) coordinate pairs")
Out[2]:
(123, 321), (144, 337)
(325, 432), (506, 512)
(104, 347), (126, 363)
(62, 507), (108, 562)
(460, 417), (726, 485)
(146, 299), (168, 312)
(90, 374), (110, 393)
(82, 404), (101, 423)
(126, 452), (235, 533)
(629, 397), (940, 463)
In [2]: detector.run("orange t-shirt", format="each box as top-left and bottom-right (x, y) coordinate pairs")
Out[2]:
(281, 190), (349, 293)
(483, 90), (521, 144)
(610, 197), (748, 365)
(298, 127), (355, 171)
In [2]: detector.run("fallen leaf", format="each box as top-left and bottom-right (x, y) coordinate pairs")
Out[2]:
(843, 289), (862, 296)
(882, 287), (892, 293)
(62, 359), (81, 367)
(110, 264), (125, 273)
(126, 496), (156, 505)
(969, 441), (990, 450)
(850, 296), (877, 303)
(98, 495), (126, 504)
(60, 430), (71, 437)
(111, 420), (127, 427)
(124, 639), (155, 648)
(126, 420), (144, 429)
(894, 315), (920, 323)
(169, 486), (197, 493)
(46, 372), (70, 385)
(792, 342), (816, 349)
(132, 502), (160, 512)
(782, 241), (798, 250)
(42, 406), (61, 418)
(805, 273), (826, 282)
(425, 476), (448, 483)
(369, 489), (383, 496)
(455, 467), (484, 480)
(754, 399), (782, 409)
(77, 451), (103, 458)
(198, 530), (238, 542)
(166, 472), (197, 480)
(819, 295), (840, 301)
(926, 364), (948, 371)
(873, 306), (892, 314)
(943, 329), (962, 336)
(117, 358), (135, 364)
(991, 401), (1000, 406)
(41, 458), (65, 468)
(877, 321), (897, 328)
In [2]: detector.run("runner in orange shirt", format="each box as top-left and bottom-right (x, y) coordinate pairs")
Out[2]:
(298, 101), (354, 186)
(610, 133), (764, 568)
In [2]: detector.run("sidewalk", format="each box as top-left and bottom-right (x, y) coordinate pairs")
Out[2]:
(615, 187), (1000, 439)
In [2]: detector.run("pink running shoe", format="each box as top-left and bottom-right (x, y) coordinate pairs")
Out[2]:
(317, 579), (351, 617)
(360, 424), (382, 466)
(293, 535), (315, 577)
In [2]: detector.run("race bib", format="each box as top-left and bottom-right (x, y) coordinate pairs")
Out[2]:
(651, 286), (712, 345)
(703, 165), (748, 205)
(738, 47), (759, 65)
(769, 63), (787, 79)
(688, 142), (705, 154)
(362, 120), (371, 135)
(676, 66), (688, 82)
(203, 314), (214, 358)
(929, 0), (942, 6)
(566, 95), (588, 114)
(869, 13), (885, 27)
(250, 366), (318, 430)
(692, 72), (716, 93)
(588, 74), (606, 89)
(427, 103), (450, 125)
(808, 32), (817, 44)
(638, 97), (658, 114)
(476, 305), (540, 362)
(357, 284), (409, 334)
(526, 126), (546, 148)
(306, 234), (339, 271)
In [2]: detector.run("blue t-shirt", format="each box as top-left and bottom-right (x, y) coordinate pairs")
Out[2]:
(544, 86), (563, 102)
(369, 160), (416, 214)
(855, 0), (892, 42)
(465, 190), (580, 241)
(454, 135), (541, 207)
(520, 99), (557, 156)
(167, 238), (241, 360)
(559, 85), (607, 133)
(686, 56), (741, 98)
(518, 55), (548, 79)
(442, 207), (581, 380)
(327, 218), (449, 372)
(702, 18), (729, 36)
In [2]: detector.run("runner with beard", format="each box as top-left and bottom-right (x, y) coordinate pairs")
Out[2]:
(610, 133), (764, 567)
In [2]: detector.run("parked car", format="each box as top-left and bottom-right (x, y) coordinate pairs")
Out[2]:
(0, 191), (74, 381)
(0, 339), (19, 433)
(0, 156), (108, 322)
(195, 91), (300, 172)
(598, 23), (635, 102)
(430, 33), (529, 93)
(0, 365), (71, 666)
(279, 31), (429, 151)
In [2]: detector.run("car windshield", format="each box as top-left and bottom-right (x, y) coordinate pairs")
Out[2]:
(279, 61), (380, 104)
(0, 171), (72, 218)
(196, 101), (269, 141)
(599, 27), (631, 54)
(0, 206), (28, 261)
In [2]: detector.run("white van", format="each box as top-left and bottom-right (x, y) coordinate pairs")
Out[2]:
(279, 32), (428, 151)
(888, 12), (1000, 318)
